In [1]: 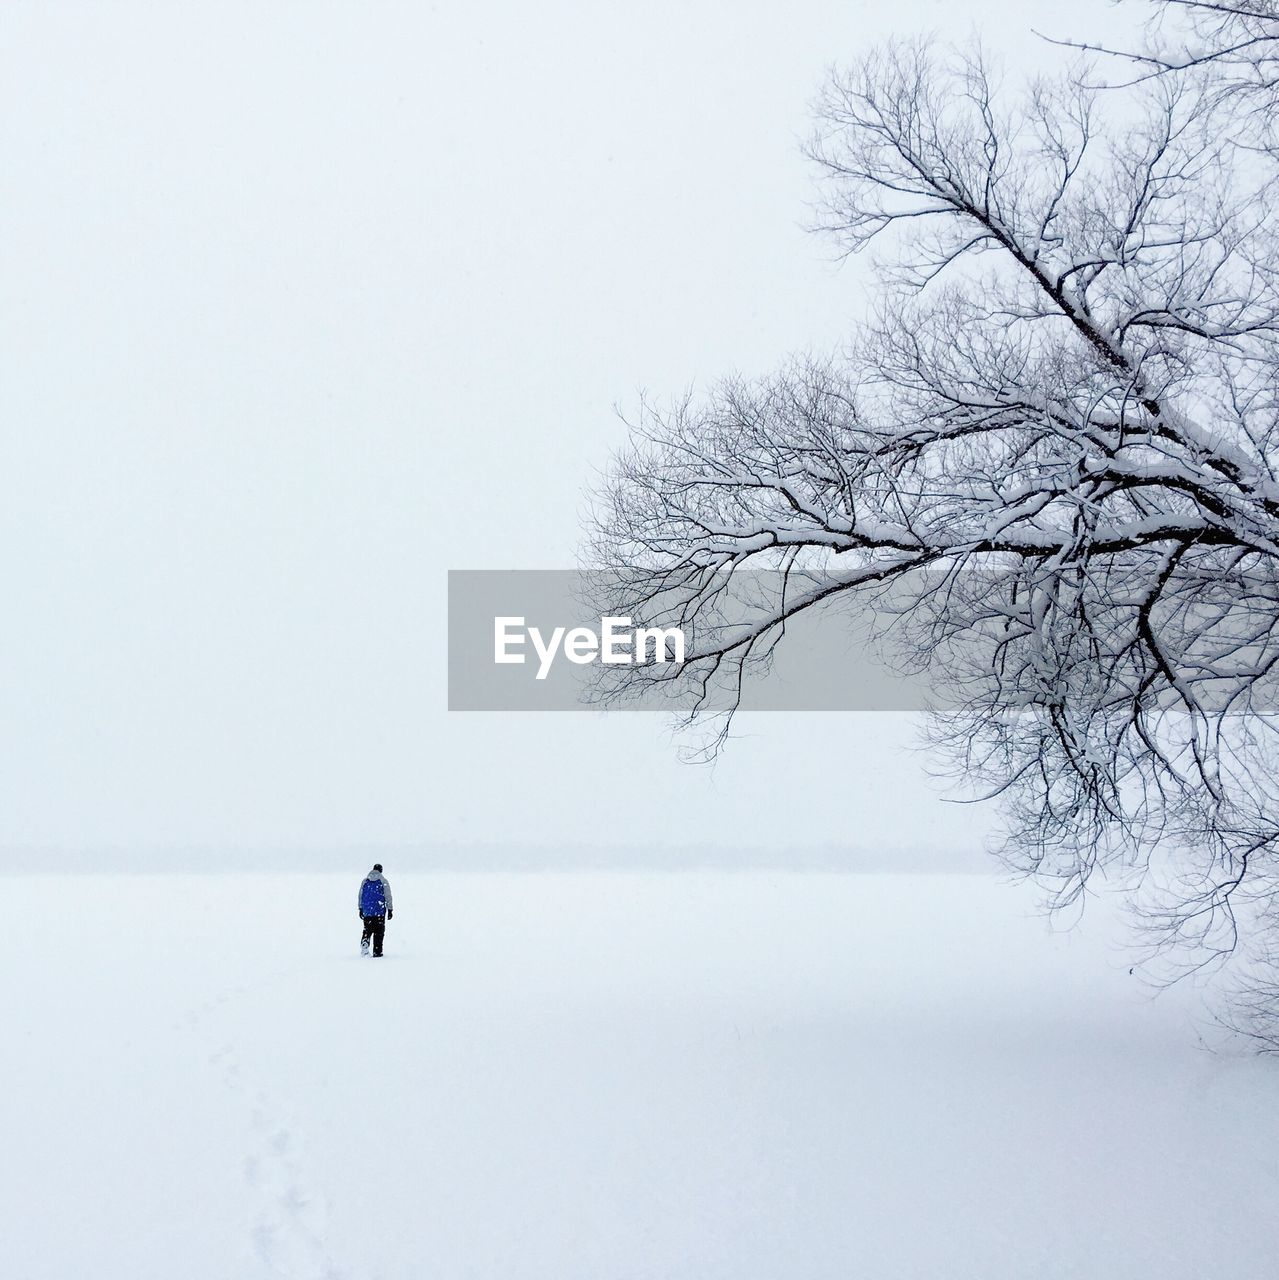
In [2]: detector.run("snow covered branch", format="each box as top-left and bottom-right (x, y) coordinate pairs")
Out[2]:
(588, 29), (1279, 1008)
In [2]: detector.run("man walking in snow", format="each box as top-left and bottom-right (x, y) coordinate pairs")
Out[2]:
(358, 863), (394, 957)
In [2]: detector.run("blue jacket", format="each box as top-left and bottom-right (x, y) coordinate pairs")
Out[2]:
(358, 870), (393, 918)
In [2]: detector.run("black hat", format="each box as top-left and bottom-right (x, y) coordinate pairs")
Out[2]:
(372, 863), (383, 872)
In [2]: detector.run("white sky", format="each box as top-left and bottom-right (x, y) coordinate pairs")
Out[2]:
(0, 0), (1138, 856)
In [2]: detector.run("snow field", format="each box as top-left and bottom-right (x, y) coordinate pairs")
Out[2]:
(2, 871), (1277, 1279)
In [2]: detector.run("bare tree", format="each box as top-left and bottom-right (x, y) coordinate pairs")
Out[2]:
(1078, 3), (1277, 73)
(1065, 2), (1279, 146)
(588, 35), (1279, 1008)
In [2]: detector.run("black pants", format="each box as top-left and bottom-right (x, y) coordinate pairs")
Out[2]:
(361, 914), (386, 956)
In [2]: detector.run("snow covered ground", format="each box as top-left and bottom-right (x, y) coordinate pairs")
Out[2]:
(3, 870), (1278, 1280)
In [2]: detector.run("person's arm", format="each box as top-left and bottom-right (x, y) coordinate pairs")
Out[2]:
(357, 879), (365, 916)
(384, 877), (393, 917)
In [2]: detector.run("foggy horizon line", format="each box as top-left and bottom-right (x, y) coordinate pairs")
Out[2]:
(0, 840), (993, 874)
